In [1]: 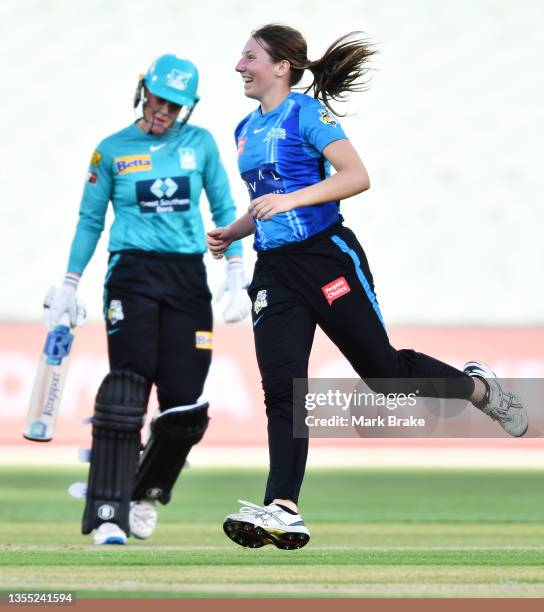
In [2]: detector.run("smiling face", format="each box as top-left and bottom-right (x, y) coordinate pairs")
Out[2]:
(235, 37), (289, 102)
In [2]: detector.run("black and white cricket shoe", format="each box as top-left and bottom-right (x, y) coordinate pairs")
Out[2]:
(223, 500), (310, 550)
(464, 360), (528, 437)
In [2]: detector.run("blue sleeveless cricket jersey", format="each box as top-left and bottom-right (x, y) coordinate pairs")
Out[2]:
(235, 92), (347, 251)
(67, 122), (242, 274)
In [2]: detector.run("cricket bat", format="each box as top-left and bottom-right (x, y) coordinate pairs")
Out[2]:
(23, 313), (75, 442)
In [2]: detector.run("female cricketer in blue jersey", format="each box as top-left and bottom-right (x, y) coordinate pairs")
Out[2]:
(207, 24), (528, 550)
(46, 55), (250, 545)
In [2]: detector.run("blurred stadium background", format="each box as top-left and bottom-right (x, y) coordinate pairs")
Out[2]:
(1, 0), (543, 463)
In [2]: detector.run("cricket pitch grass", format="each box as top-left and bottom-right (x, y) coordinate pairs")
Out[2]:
(1, 466), (544, 598)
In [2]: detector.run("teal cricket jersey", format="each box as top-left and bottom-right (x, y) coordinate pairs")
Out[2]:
(67, 122), (242, 274)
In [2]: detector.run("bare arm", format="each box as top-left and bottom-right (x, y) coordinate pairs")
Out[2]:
(207, 211), (255, 259)
(227, 211), (256, 241)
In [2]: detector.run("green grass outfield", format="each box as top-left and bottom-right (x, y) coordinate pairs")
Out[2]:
(1, 466), (544, 598)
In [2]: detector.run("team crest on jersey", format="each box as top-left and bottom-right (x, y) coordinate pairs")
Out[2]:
(166, 69), (192, 91)
(107, 300), (124, 325)
(319, 109), (337, 127)
(253, 290), (268, 314)
(179, 147), (196, 170)
(263, 127), (286, 143)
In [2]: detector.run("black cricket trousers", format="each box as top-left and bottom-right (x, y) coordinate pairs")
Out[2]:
(103, 250), (213, 410)
(247, 223), (475, 505)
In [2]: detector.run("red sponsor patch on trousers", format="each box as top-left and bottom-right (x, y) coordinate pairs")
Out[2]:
(321, 276), (351, 305)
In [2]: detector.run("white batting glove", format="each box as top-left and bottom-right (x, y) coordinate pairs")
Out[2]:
(216, 259), (251, 323)
(44, 273), (85, 329)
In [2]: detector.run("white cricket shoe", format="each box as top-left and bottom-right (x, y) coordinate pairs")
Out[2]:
(129, 500), (157, 540)
(223, 499), (310, 550)
(464, 360), (528, 437)
(93, 522), (127, 545)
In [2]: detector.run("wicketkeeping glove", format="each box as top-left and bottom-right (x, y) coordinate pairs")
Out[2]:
(44, 273), (86, 329)
(216, 259), (251, 323)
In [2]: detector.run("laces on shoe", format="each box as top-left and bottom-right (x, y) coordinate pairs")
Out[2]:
(237, 499), (288, 525)
(238, 500), (263, 513)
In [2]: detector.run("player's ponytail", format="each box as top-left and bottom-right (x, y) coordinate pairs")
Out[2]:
(252, 24), (376, 115)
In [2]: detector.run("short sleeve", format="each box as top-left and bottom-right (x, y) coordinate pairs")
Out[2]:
(299, 100), (347, 153)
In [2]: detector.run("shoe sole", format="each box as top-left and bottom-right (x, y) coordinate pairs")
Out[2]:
(515, 424), (529, 437)
(223, 519), (310, 550)
(96, 536), (126, 545)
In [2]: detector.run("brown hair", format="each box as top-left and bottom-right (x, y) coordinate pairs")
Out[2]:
(252, 24), (375, 115)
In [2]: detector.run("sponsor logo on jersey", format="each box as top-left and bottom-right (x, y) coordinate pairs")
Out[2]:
(150, 178), (177, 199)
(136, 176), (190, 213)
(253, 289), (268, 314)
(195, 331), (212, 350)
(179, 147), (196, 170)
(319, 108), (337, 127)
(91, 150), (102, 166)
(322, 277), (351, 305)
(114, 154), (152, 175)
(166, 69), (192, 91)
(86, 171), (98, 184)
(107, 299), (124, 325)
(241, 164), (285, 198)
(263, 127), (286, 142)
(237, 137), (247, 156)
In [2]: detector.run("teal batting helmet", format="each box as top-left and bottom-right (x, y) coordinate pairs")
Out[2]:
(143, 55), (200, 107)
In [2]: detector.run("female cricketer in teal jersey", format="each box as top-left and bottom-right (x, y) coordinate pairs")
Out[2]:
(207, 24), (528, 550)
(46, 54), (250, 545)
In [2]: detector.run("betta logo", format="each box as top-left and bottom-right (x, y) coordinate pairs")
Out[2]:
(114, 154), (152, 175)
(195, 331), (213, 350)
